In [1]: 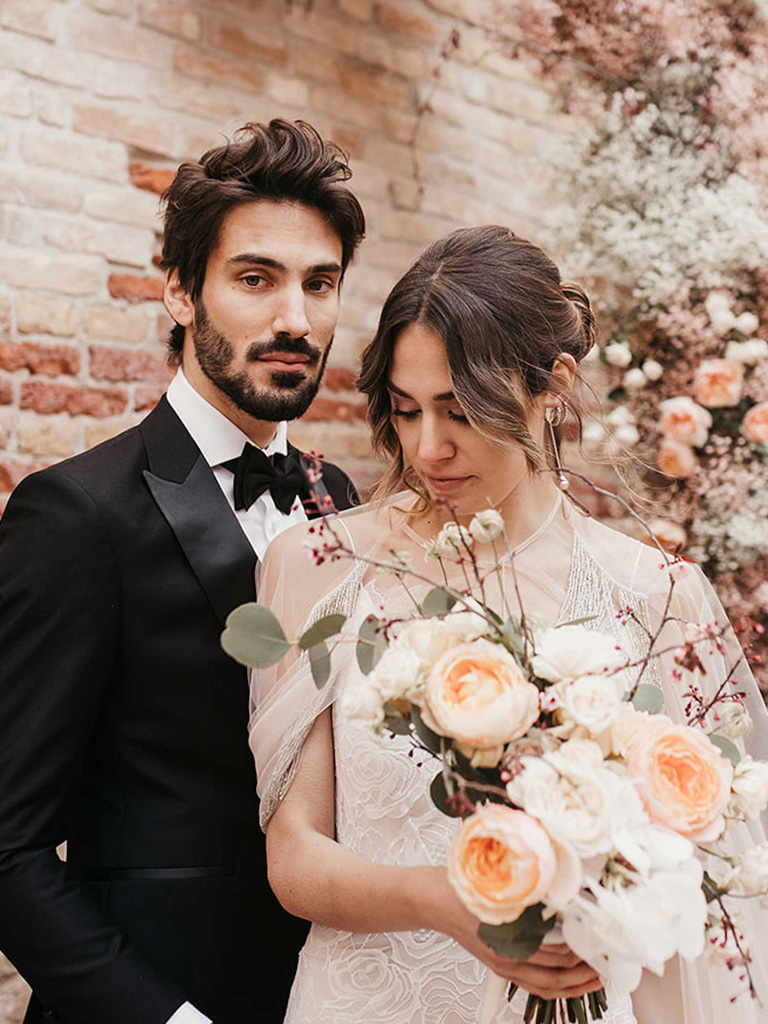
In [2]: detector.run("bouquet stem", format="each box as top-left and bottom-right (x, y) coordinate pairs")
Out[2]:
(508, 985), (608, 1024)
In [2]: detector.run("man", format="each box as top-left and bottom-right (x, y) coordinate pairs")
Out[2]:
(0, 119), (365, 1024)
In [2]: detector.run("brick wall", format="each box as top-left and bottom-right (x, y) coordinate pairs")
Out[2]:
(0, 0), (575, 508)
(0, 0), (575, 1016)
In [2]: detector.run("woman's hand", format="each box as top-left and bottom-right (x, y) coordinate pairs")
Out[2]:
(423, 867), (602, 1000)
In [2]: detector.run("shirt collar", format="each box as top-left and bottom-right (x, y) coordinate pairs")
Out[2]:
(165, 368), (289, 467)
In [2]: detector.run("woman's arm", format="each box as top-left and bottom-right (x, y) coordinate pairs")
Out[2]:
(266, 709), (602, 1000)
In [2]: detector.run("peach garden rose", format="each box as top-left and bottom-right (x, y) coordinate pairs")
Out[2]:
(447, 804), (582, 925)
(657, 438), (698, 479)
(659, 396), (712, 448)
(420, 639), (540, 751)
(626, 717), (733, 842)
(693, 358), (744, 409)
(741, 402), (768, 446)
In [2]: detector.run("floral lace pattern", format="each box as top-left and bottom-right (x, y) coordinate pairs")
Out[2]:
(281, 547), (648, 1024)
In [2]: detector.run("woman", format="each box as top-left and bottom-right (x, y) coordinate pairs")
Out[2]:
(250, 226), (768, 1023)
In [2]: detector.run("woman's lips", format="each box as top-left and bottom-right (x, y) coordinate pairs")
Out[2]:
(424, 475), (472, 495)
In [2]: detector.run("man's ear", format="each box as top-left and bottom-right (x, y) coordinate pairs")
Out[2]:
(163, 270), (194, 329)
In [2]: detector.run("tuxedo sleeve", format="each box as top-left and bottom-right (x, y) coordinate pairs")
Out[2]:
(0, 470), (187, 1024)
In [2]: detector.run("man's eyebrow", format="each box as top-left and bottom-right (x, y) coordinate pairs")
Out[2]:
(225, 254), (342, 275)
(387, 382), (456, 401)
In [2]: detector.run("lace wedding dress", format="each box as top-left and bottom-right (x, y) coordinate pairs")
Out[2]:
(250, 495), (768, 1024)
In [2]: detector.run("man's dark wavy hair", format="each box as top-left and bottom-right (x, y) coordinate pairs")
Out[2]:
(159, 119), (366, 363)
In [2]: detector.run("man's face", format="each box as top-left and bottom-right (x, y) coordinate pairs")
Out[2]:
(177, 200), (343, 424)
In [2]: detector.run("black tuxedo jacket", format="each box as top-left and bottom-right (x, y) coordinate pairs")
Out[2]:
(0, 397), (358, 1024)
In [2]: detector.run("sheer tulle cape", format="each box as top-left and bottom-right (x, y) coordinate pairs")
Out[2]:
(249, 494), (768, 1024)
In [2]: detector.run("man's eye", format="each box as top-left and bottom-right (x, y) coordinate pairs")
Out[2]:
(241, 274), (265, 288)
(392, 407), (419, 420)
(306, 279), (334, 293)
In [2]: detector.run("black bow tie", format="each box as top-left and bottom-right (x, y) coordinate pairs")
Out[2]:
(222, 444), (305, 515)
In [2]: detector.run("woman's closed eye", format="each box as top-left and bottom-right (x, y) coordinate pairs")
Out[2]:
(391, 406), (470, 424)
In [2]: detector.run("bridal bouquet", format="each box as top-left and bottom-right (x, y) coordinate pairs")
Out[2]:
(222, 501), (768, 1024)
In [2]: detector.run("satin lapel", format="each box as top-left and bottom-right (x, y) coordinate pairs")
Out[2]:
(140, 397), (257, 626)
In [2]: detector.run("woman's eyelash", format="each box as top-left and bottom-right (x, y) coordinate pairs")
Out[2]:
(391, 408), (419, 420)
(448, 410), (469, 424)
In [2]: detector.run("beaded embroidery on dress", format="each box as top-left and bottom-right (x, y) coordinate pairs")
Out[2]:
(250, 495), (768, 1024)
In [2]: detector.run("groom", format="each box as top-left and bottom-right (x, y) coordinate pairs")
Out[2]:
(0, 120), (365, 1024)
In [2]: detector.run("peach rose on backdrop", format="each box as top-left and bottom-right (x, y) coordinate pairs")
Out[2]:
(420, 639), (540, 751)
(742, 402), (768, 445)
(626, 717), (733, 842)
(659, 396), (712, 447)
(447, 804), (582, 924)
(693, 358), (744, 408)
(657, 438), (698, 478)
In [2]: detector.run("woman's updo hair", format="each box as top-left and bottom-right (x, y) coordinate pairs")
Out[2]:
(357, 225), (597, 502)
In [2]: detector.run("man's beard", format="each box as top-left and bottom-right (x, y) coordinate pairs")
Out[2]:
(191, 299), (331, 422)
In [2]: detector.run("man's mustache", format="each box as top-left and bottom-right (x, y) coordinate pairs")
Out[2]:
(246, 336), (322, 364)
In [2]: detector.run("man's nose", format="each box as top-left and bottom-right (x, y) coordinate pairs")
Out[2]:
(272, 285), (311, 339)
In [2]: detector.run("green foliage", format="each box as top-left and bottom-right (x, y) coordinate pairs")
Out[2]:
(309, 642), (331, 689)
(356, 615), (387, 674)
(421, 586), (458, 617)
(631, 683), (664, 713)
(299, 613), (346, 651)
(411, 704), (443, 754)
(477, 903), (555, 961)
(709, 733), (741, 766)
(221, 603), (291, 667)
(429, 770), (462, 818)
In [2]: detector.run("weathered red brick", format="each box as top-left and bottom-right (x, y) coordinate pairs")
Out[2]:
(0, 376), (12, 405)
(135, 384), (166, 411)
(374, 1), (436, 42)
(301, 398), (366, 423)
(129, 162), (177, 196)
(20, 381), (128, 418)
(89, 346), (171, 383)
(108, 274), (165, 303)
(324, 367), (357, 392)
(0, 460), (49, 492)
(206, 17), (287, 65)
(74, 105), (175, 157)
(0, 342), (80, 376)
(174, 45), (265, 93)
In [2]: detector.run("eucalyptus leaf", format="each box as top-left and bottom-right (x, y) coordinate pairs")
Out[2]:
(383, 714), (412, 735)
(422, 586), (458, 617)
(555, 615), (598, 628)
(709, 733), (741, 767)
(221, 603), (291, 668)
(411, 704), (443, 754)
(356, 615), (386, 675)
(631, 683), (665, 714)
(299, 613), (347, 651)
(501, 616), (526, 664)
(309, 641), (331, 689)
(429, 770), (462, 818)
(477, 904), (555, 962)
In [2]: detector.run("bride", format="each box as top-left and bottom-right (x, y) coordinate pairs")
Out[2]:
(249, 226), (768, 1023)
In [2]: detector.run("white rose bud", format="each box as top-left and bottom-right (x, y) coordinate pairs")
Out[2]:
(614, 424), (640, 446)
(606, 405), (635, 427)
(604, 342), (633, 368)
(728, 755), (768, 820)
(623, 368), (647, 391)
(642, 359), (664, 381)
(726, 338), (768, 365)
(704, 292), (736, 336)
(713, 700), (752, 740)
(733, 311), (759, 336)
(428, 521), (474, 562)
(468, 509), (504, 544)
(731, 844), (768, 898)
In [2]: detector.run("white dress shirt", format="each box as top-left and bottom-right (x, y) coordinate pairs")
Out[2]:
(166, 368), (307, 560)
(162, 369), (307, 1024)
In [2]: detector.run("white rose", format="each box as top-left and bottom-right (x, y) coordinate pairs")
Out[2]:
(606, 405), (635, 427)
(341, 679), (385, 729)
(642, 359), (664, 381)
(623, 368), (647, 391)
(712, 700), (752, 740)
(613, 820), (695, 880)
(704, 292), (735, 336)
(531, 625), (626, 684)
(604, 342), (633, 368)
(558, 672), (628, 737)
(733, 311), (759, 336)
(726, 338), (768, 364)
(369, 644), (424, 702)
(428, 521), (473, 562)
(507, 743), (642, 858)
(468, 508), (504, 544)
(730, 844), (768, 898)
(728, 756), (768, 820)
(608, 703), (645, 758)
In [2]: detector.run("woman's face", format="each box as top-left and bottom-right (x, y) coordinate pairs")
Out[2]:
(388, 322), (545, 517)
